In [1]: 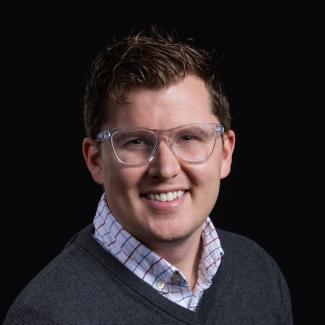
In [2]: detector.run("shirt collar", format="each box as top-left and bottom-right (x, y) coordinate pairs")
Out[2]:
(93, 193), (224, 292)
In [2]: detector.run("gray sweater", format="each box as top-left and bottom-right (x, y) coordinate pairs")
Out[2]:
(4, 225), (293, 324)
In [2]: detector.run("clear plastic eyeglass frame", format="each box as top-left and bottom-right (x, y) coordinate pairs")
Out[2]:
(96, 123), (225, 166)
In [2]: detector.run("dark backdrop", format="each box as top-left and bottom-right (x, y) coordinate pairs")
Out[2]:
(3, 2), (323, 324)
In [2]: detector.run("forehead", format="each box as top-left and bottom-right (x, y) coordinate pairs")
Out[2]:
(106, 75), (218, 129)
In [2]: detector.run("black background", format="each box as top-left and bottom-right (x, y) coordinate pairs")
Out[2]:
(2, 2), (323, 324)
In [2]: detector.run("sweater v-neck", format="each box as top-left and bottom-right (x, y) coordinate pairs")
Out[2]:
(76, 224), (204, 324)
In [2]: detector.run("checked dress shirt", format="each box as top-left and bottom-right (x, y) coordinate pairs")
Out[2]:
(93, 193), (224, 311)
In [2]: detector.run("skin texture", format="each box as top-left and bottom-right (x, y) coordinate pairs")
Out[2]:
(83, 74), (235, 287)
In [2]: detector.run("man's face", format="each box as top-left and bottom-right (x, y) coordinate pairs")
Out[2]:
(84, 74), (235, 249)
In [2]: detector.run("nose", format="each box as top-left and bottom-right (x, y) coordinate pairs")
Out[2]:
(147, 140), (181, 180)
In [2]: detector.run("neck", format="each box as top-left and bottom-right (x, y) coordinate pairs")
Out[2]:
(148, 231), (202, 291)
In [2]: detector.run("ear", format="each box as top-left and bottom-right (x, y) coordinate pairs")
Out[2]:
(82, 137), (104, 185)
(221, 130), (236, 179)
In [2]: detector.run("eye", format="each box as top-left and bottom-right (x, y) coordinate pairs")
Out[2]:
(113, 130), (155, 151)
(179, 134), (202, 142)
(124, 137), (147, 146)
(181, 135), (193, 141)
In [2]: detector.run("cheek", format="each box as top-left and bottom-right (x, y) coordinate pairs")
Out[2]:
(190, 152), (222, 182)
(187, 154), (222, 198)
(103, 162), (145, 197)
(188, 164), (220, 194)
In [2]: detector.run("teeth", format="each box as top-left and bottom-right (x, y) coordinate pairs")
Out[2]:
(146, 191), (184, 202)
(166, 192), (173, 201)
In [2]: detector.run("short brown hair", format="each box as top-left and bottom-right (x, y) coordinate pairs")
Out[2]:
(83, 28), (231, 139)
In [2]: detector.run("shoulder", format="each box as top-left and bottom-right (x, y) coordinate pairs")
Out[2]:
(215, 227), (292, 299)
(216, 227), (281, 273)
(216, 227), (289, 288)
(215, 228), (292, 317)
(4, 225), (114, 324)
(202, 227), (293, 324)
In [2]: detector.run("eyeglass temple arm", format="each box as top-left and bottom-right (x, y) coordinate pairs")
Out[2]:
(96, 130), (111, 142)
(216, 125), (224, 134)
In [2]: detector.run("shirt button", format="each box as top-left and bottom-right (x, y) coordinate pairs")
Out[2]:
(156, 280), (165, 289)
(172, 271), (181, 281)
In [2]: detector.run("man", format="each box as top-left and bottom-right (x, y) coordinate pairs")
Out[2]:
(5, 29), (293, 324)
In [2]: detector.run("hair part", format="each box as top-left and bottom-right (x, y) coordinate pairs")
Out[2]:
(83, 27), (231, 139)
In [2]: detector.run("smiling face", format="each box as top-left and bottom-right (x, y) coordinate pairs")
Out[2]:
(83, 74), (235, 249)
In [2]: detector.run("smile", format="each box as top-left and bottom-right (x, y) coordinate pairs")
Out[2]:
(144, 190), (185, 202)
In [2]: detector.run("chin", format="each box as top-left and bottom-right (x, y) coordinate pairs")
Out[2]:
(152, 233), (186, 243)
(147, 223), (198, 244)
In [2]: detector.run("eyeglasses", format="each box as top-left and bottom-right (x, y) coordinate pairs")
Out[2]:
(96, 123), (224, 166)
